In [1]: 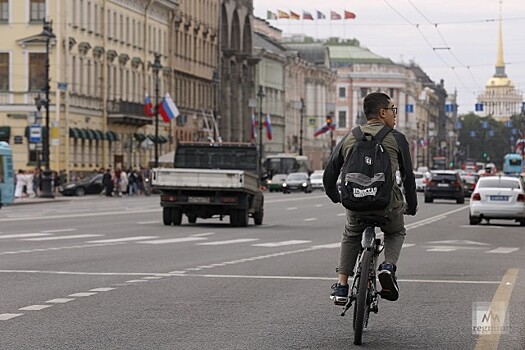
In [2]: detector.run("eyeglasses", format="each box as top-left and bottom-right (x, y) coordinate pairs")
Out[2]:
(383, 107), (398, 114)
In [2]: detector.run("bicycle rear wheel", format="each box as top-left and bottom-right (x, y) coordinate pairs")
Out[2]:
(353, 248), (373, 345)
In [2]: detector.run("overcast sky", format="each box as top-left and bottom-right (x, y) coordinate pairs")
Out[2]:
(253, 0), (525, 115)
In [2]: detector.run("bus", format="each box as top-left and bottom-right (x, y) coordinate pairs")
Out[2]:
(503, 154), (523, 175)
(0, 141), (15, 208)
(431, 156), (446, 170)
(263, 153), (311, 177)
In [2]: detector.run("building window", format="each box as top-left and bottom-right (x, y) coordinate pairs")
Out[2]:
(0, 0), (9, 23)
(338, 110), (347, 129)
(30, 0), (45, 22)
(0, 53), (9, 91)
(360, 88), (368, 98)
(28, 53), (45, 91)
(338, 87), (346, 98)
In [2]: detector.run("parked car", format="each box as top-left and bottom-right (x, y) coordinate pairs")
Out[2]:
(424, 170), (464, 204)
(282, 172), (312, 193)
(469, 176), (525, 226)
(59, 174), (104, 196)
(460, 173), (480, 197)
(310, 172), (324, 191)
(267, 174), (287, 193)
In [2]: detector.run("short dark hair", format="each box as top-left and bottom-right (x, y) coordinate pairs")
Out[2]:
(363, 92), (391, 119)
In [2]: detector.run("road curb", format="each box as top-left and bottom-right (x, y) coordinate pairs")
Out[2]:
(9, 198), (71, 206)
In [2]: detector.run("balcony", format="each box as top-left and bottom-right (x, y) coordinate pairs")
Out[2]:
(107, 99), (153, 127)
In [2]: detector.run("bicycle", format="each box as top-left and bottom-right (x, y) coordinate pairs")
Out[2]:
(339, 214), (388, 345)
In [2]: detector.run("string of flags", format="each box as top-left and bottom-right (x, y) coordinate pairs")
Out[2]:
(251, 114), (273, 140)
(267, 10), (356, 21)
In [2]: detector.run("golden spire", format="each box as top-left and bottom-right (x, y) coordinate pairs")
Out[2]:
(496, 0), (504, 68)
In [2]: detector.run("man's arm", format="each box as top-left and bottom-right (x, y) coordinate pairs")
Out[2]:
(323, 135), (347, 203)
(392, 131), (418, 215)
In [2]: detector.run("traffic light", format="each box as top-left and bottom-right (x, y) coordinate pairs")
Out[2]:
(326, 115), (332, 126)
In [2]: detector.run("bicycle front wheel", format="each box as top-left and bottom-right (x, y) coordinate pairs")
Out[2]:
(353, 248), (373, 345)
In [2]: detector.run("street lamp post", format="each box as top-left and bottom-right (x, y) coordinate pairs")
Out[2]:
(257, 86), (265, 183)
(299, 98), (305, 156)
(150, 53), (162, 168)
(37, 20), (56, 198)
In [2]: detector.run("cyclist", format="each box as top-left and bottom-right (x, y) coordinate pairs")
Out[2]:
(323, 92), (418, 304)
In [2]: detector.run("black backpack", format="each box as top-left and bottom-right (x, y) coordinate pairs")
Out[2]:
(340, 126), (394, 211)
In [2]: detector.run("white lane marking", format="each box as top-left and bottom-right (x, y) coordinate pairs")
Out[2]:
(0, 233), (52, 239)
(136, 237), (207, 245)
(304, 218), (317, 221)
(402, 243), (416, 248)
(68, 292), (97, 297)
(46, 298), (75, 303)
(486, 247), (519, 254)
(426, 247), (457, 252)
(197, 238), (259, 246)
(89, 288), (116, 292)
(126, 280), (148, 283)
(168, 270), (186, 274)
(41, 229), (76, 233)
(137, 221), (159, 225)
(429, 240), (490, 246)
(22, 234), (103, 241)
(337, 213), (346, 216)
(19, 305), (52, 311)
(87, 236), (158, 243)
(315, 204), (323, 207)
(0, 242), (125, 256)
(0, 269), (165, 277)
(287, 207), (298, 210)
(310, 243), (340, 249)
(0, 209), (160, 222)
(459, 225), (505, 229)
(191, 232), (215, 237)
(143, 276), (163, 280)
(252, 240), (311, 247)
(0, 313), (23, 320)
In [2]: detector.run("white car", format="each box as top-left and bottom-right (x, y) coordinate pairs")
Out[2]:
(469, 176), (525, 226)
(414, 171), (426, 192)
(310, 172), (324, 190)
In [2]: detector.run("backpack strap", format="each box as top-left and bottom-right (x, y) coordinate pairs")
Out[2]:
(351, 126), (365, 141)
(373, 125), (393, 143)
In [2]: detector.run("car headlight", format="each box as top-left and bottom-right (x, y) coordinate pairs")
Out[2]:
(302, 182), (307, 187)
(282, 183), (287, 187)
(267, 180), (272, 184)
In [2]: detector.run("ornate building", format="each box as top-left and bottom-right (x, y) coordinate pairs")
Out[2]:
(477, 1), (523, 121)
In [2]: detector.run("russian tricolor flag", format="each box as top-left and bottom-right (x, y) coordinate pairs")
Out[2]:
(263, 114), (272, 140)
(144, 94), (155, 117)
(158, 93), (180, 122)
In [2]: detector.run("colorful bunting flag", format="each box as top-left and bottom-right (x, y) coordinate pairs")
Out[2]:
(344, 10), (356, 19)
(290, 11), (300, 20)
(277, 10), (289, 19)
(267, 10), (277, 20)
(330, 11), (341, 20)
(303, 11), (314, 20)
(316, 10), (326, 19)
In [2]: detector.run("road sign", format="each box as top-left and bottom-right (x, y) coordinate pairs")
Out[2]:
(29, 125), (42, 143)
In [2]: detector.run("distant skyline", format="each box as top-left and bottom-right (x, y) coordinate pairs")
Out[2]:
(253, 0), (525, 115)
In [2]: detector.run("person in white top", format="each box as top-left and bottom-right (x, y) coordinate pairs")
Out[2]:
(14, 169), (26, 198)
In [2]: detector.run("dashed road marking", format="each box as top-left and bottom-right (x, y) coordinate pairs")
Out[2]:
(41, 229), (77, 233)
(253, 240), (311, 247)
(19, 305), (52, 311)
(87, 236), (157, 243)
(22, 234), (103, 241)
(304, 218), (317, 221)
(486, 247), (519, 254)
(46, 298), (75, 304)
(197, 239), (259, 246)
(0, 313), (23, 320)
(89, 288), (116, 292)
(126, 280), (148, 283)
(137, 237), (207, 245)
(0, 233), (52, 239)
(68, 292), (97, 297)
(191, 232), (215, 237)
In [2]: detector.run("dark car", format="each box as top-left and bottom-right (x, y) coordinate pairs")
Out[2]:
(282, 172), (312, 193)
(59, 174), (104, 196)
(461, 173), (480, 197)
(424, 170), (465, 204)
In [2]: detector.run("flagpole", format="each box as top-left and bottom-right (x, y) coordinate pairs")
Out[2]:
(151, 53), (162, 168)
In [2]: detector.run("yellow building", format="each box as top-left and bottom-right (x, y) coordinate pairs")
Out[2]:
(0, 0), (222, 175)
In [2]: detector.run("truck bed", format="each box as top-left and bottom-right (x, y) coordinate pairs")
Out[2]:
(152, 168), (259, 194)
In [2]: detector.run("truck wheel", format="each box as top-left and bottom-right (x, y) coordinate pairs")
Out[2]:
(163, 208), (172, 226)
(253, 209), (264, 225)
(187, 215), (197, 224)
(237, 209), (249, 227)
(172, 208), (182, 226)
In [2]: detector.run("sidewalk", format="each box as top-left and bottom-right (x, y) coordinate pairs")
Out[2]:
(10, 194), (71, 206)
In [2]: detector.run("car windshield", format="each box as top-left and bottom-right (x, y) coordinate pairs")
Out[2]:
(310, 174), (323, 180)
(432, 174), (457, 181)
(478, 179), (520, 189)
(287, 174), (307, 181)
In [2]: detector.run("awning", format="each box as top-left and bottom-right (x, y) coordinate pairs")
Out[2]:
(0, 126), (10, 142)
(69, 127), (80, 138)
(158, 135), (168, 144)
(106, 131), (119, 141)
(83, 129), (96, 140)
(146, 134), (168, 144)
(147, 134), (156, 142)
(134, 133), (146, 142)
(92, 129), (104, 140)
(77, 128), (87, 139)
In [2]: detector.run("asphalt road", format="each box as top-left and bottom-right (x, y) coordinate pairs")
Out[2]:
(0, 192), (523, 349)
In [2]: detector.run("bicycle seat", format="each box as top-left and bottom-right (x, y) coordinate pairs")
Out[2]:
(355, 214), (389, 227)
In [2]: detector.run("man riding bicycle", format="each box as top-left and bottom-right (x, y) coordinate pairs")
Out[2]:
(323, 92), (418, 304)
